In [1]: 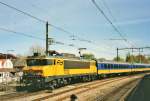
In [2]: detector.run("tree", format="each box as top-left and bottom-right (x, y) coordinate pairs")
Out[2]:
(28, 44), (45, 56)
(125, 53), (135, 63)
(147, 56), (150, 63)
(135, 55), (148, 63)
(113, 56), (124, 62)
(125, 53), (149, 63)
(97, 58), (106, 62)
(82, 53), (95, 60)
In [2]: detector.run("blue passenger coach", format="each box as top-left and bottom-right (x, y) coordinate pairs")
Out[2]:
(97, 62), (150, 75)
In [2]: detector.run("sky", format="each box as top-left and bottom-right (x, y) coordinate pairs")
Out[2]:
(0, 0), (150, 59)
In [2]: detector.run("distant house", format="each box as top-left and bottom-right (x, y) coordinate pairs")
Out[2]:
(0, 59), (14, 83)
(0, 53), (16, 83)
(0, 53), (16, 59)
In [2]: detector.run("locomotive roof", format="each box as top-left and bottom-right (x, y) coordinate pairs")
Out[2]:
(26, 56), (95, 62)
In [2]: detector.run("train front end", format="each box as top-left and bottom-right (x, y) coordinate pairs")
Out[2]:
(22, 57), (54, 90)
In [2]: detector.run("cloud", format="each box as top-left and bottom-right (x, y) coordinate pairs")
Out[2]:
(114, 17), (150, 26)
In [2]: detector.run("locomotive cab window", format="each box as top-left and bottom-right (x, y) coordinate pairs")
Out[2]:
(27, 59), (53, 66)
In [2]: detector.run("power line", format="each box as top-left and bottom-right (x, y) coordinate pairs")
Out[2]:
(0, 27), (78, 48)
(101, 0), (116, 22)
(0, 26), (116, 57)
(0, 1), (92, 43)
(0, 1), (116, 54)
(0, 27), (44, 40)
(0, 1), (67, 31)
(0, 1), (45, 23)
(91, 0), (135, 47)
(100, 0), (136, 47)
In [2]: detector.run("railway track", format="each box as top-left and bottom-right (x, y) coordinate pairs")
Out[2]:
(32, 76), (134, 101)
(0, 74), (144, 101)
(0, 89), (48, 101)
(0, 77), (119, 101)
(0, 76), (126, 101)
(94, 78), (140, 101)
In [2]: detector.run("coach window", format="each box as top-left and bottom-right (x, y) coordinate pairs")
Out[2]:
(121, 64), (123, 69)
(115, 64), (118, 69)
(127, 65), (129, 69)
(104, 64), (107, 69)
(101, 64), (104, 69)
(133, 65), (135, 68)
(107, 64), (109, 69)
(124, 64), (127, 69)
(98, 64), (100, 69)
(114, 64), (118, 69)
(123, 65), (125, 69)
(107, 64), (110, 69)
(117, 64), (119, 69)
(111, 64), (113, 69)
(124, 65), (126, 69)
(120, 64), (122, 69)
(135, 65), (137, 68)
(113, 64), (115, 69)
(130, 65), (132, 69)
(118, 64), (120, 69)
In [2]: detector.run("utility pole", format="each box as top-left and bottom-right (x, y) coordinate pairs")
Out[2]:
(117, 48), (119, 62)
(116, 47), (150, 63)
(46, 21), (49, 56)
(139, 48), (141, 63)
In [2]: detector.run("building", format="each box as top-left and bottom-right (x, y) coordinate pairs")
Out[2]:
(0, 59), (14, 83)
(0, 53), (16, 83)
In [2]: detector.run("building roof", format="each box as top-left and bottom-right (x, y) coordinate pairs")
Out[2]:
(0, 68), (15, 72)
(0, 53), (17, 59)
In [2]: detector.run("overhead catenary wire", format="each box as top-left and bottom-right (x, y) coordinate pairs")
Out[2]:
(91, 0), (135, 47)
(0, 1), (114, 48)
(0, 1), (92, 43)
(0, 27), (77, 48)
(0, 1), (118, 55)
(0, 27), (113, 55)
(100, 0), (136, 47)
(101, 0), (116, 22)
(0, 27), (44, 40)
(0, 26), (116, 57)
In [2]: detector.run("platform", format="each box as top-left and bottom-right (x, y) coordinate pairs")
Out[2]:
(126, 74), (150, 101)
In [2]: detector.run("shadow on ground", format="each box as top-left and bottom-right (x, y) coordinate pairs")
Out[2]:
(125, 74), (150, 101)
